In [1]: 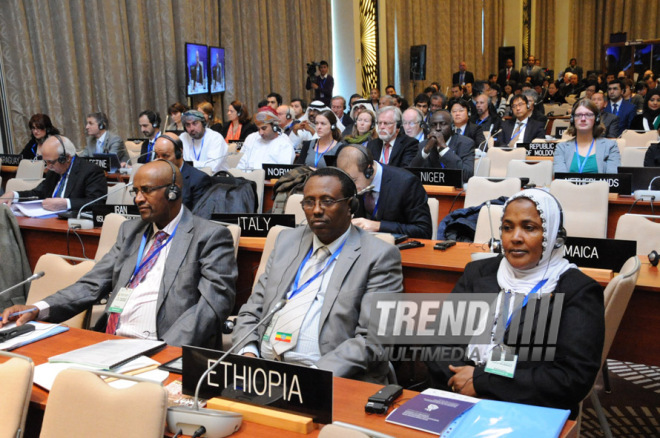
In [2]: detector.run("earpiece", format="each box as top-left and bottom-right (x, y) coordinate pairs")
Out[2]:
(649, 250), (659, 267)
(54, 135), (68, 163)
(331, 124), (336, 130)
(157, 159), (181, 201)
(160, 134), (184, 160)
(272, 124), (281, 133)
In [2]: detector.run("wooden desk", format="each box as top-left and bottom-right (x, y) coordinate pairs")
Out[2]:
(6, 327), (575, 438)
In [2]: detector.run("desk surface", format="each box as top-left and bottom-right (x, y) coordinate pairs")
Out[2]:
(7, 327), (575, 437)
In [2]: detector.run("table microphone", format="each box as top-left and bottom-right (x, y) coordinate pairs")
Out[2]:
(634, 176), (660, 201)
(0, 271), (45, 298)
(357, 185), (375, 196)
(68, 182), (134, 230)
(167, 299), (288, 438)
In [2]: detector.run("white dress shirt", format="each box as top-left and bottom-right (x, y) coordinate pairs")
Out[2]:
(237, 132), (295, 170)
(181, 128), (229, 173)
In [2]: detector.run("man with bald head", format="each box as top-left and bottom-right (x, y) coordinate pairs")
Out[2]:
(1, 160), (237, 348)
(1, 135), (107, 212)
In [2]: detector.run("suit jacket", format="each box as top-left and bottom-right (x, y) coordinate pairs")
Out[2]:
(180, 162), (212, 210)
(497, 68), (521, 88)
(409, 135), (475, 182)
(43, 208), (237, 348)
(564, 65), (583, 80)
(553, 138), (621, 174)
(457, 121), (486, 150)
(366, 131), (419, 168)
(520, 65), (545, 85)
(472, 114), (502, 136)
(306, 74), (334, 107)
(17, 156), (107, 211)
(426, 256), (604, 419)
(452, 71), (475, 85)
(81, 131), (129, 163)
(138, 137), (160, 164)
(233, 225), (403, 383)
(644, 142), (660, 167)
(605, 100), (636, 130)
(496, 118), (546, 146)
(356, 164), (432, 238)
(600, 111), (622, 138)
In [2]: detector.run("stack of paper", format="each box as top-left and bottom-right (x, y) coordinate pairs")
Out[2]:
(48, 339), (166, 370)
(0, 322), (68, 351)
(12, 200), (66, 218)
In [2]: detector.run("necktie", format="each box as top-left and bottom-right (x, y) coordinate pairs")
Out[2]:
(506, 68), (511, 80)
(612, 103), (618, 115)
(53, 174), (67, 198)
(509, 122), (522, 147)
(460, 73), (465, 84)
(96, 139), (104, 154)
(383, 143), (391, 164)
(105, 230), (169, 335)
(147, 141), (154, 162)
(364, 192), (376, 217)
(263, 246), (331, 357)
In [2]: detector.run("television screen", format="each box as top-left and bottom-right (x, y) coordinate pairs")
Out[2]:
(209, 46), (226, 93)
(186, 43), (208, 96)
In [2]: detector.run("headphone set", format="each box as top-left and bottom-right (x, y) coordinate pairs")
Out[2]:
(272, 124), (282, 134)
(156, 158), (181, 201)
(146, 111), (162, 129)
(569, 105), (600, 125)
(343, 144), (374, 180)
(92, 112), (108, 130)
(53, 135), (69, 164)
(649, 250), (659, 267)
(160, 134), (184, 160)
(329, 167), (360, 214)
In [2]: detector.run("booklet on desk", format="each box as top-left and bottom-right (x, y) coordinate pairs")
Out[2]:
(0, 322), (69, 351)
(48, 339), (165, 370)
(12, 200), (67, 218)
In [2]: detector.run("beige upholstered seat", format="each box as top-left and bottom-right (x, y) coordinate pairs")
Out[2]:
(473, 155), (491, 177)
(105, 182), (126, 204)
(372, 233), (395, 245)
(94, 213), (127, 261)
(506, 159), (553, 187)
(620, 129), (657, 148)
(620, 147), (648, 167)
(550, 179), (609, 238)
(614, 214), (660, 255)
(0, 351), (33, 438)
(473, 204), (504, 244)
(224, 152), (243, 170)
(428, 197), (439, 240)
(15, 160), (44, 179)
(5, 177), (44, 192)
(550, 119), (570, 138)
(225, 223), (241, 259)
(464, 177), (522, 208)
(319, 423), (370, 438)
(124, 139), (142, 162)
(284, 193), (305, 225)
(253, 225), (290, 288)
(229, 168), (265, 213)
(40, 368), (167, 438)
(486, 147), (527, 177)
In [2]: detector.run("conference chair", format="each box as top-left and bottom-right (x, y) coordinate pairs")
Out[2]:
(94, 213), (127, 261)
(227, 142), (238, 155)
(620, 147), (648, 167)
(372, 233), (395, 245)
(26, 254), (95, 329)
(473, 204), (504, 244)
(473, 155), (491, 177)
(209, 222), (241, 259)
(127, 163), (143, 184)
(543, 104), (561, 116)
(229, 168), (265, 213)
(199, 167), (213, 176)
(550, 179), (609, 238)
(615, 214), (660, 255)
(319, 424), (370, 438)
(428, 197), (439, 240)
(105, 182), (126, 205)
(225, 152), (243, 169)
(285, 193), (305, 225)
(620, 129), (658, 148)
(40, 368), (168, 438)
(0, 351), (33, 438)
(464, 177), (521, 208)
(613, 137), (626, 154)
(550, 119), (570, 138)
(486, 147), (527, 177)
(506, 160), (553, 187)
(15, 159), (44, 179)
(124, 139), (142, 163)
(5, 177), (44, 192)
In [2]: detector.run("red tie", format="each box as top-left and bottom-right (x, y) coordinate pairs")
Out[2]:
(506, 68), (511, 80)
(383, 143), (391, 164)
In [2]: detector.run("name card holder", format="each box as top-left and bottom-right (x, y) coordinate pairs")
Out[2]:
(521, 142), (557, 157)
(563, 236), (636, 271)
(80, 156), (111, 172)
(262, 164), (303, 180)
(91, 205), (140, 227)
(0, 154), (24, 166)
(406, 167), (463, 187)
(211, 214), (295, 237)
(554, 173), (632, 195)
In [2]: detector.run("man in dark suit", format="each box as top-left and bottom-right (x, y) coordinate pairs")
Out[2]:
(409, 110), (475, 182)
(564, 58), (583, 81)
(1, 160), (237, 349)
(606, 79), (636, 130)
(497, 58), (521, 88)
(366, 106), (419, 168)
(153, 133), (212, 211)
(472, 92), (502, 136)
(137, 109), (162, 164)
(448, 99), (486, 151)
(337, 144), (432, 239)
(453, 61), (475, 86)
(591, 91), (622, 138)
(2, 135), (107, 212)
(305, 60), (334, 107)
(496, 95), (546, 146)
(520, 55), (544, 85)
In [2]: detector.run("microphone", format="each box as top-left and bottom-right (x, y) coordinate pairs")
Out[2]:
(474, 128), (501, 175)
(120, 150), (155, 174)
(486, 201), (502, 253)
(68, 182), (134, 230)
(0, 272), (45, 298)
(167, 299), (287, 437)
(634, 176), (660, 201)
(357, 185), (375, 196)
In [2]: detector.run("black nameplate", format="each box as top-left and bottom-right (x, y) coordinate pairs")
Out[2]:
(79, 156), (111, 172)
(520, 142), (557, 157)
(262, 163), (303, 179)
(555, 126), (567, 138)
(91, 205), (140, 227)
(211, 214), (295, 237)
(406, 167), (463, 187)
(554, 173), (632, 195)
(0, 154), (23, 166)
(182, 346), (333, 424)
(563, 237), (636, 271)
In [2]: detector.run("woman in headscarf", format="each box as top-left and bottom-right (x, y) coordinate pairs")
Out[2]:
(427, 189), (604, 419)
(631, 88), (660, 131)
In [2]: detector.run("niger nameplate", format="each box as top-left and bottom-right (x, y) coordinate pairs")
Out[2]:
(406, 167), (463, 187)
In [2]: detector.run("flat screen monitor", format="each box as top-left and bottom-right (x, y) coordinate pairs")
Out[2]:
(186, 43), (208, 96)
(209, 46), (226, 94)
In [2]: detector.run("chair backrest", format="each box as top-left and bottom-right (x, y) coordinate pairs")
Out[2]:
(27, 254), (96, 328)
(5, 178), (44, 192)
(0, 351), (33, 438)
(544, 104), (561, 115)
(40, 368), (168, 438)
(105, 183), (126, 205)
(473, 204), (504, 244)
(319, 424), (370, 438)
(620, 147), (648, 167)
(506, 160), (553, 187)
(284, 193), (305, 225)
(614, 214), (660, 255)
(486, 147), (527, 177)
(225, 223), (241, 259)
(464, 177), (522, 208)
(95, 213), (127, 261)
(620, 129), (658, 148)
(614, 137), (626, 154)
(229, 168), (265, 213)
(550, 119), (570, 138)
(127, 163), (143, 184)
(601, 256), (641, 367)
(428, 197), (439, 240)
(124, 140), (142, 162)
(253, 225), (289, 288)
(16, 160), (44, 179)
(474, 156), (490, 177)
(225, 152), (243, 170)
(550, 179), (609, 238)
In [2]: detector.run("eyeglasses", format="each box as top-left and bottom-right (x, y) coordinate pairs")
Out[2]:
(300, 197), (351, 210)
(377, 121), (396, 127)
(131, 184), (169, 196)
(44, 158), (61, 166)
(574, 113), (595, 119)
(402, 121), (419, 127)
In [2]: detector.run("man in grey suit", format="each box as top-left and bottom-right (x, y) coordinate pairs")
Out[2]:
(520, 55), (545, 86)
(1, 160), (237, 348)
(80, 111), (130, 165)
(233, 167), (403, 383)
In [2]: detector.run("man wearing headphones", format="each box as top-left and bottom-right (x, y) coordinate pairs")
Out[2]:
(2, 160), (237, 349)
(233, 167), (403, 383)
(152, 133), (212, 210)
(237, 107), (295, 171)
(495, 95), (546, 146)
(448, 99), (486, 150)
(180, 110), (230, 173)
(337, 144), (433, 239)
(331, 96), (352, 130)
(137, 110), (162, 164)
(402, 107), (426, 142)
(80, 111), (129, 165)
(366, 106), (419, 168)
(2, 135), (107, 211)
(276, 105), (297, 135)
(473, 92), (502, 135)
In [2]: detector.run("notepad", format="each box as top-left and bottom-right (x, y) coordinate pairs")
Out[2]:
(0, 322), (68, 351)
(12, 200), (67, 218)
(48, 339), (165, 370)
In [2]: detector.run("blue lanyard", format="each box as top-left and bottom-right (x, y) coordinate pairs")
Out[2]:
(290, 238), (347, 299)
(504, 279), (548, 329)
(147, 132), (161, 161)
(31, 141), (38, 156)
(510, 122), (526, 143)
(574, 138), (595, 174)
(314, 140), (335, 167)
(53, 156), (75, 197)
(319, 77), (327, 90)
(193, 137), (204, 161)
(129, 224), (179, 285)
(476, 118), (486, 126)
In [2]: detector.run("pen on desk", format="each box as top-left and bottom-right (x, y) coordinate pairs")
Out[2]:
(103, 364), (160, 383)
(0, 308), (38, 322)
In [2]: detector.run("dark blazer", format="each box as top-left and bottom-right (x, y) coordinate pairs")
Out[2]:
(426, 256), (604, 420)
(355, 164), (432, 238)
(409, 135), (475, 182)
(43, 208), (237, 348)
(366, 131), (419, 168)
(497, 68), (521, 88)
(564, 65), (583, 80)
(519, 65), (545, 85)
(472, 114), (502, 136)
(600, 111), (622, 138)
(457, 121), (486, 150)
(453, 71), (475, 85)
(644, 142), (660, 167)
(138, 138), (157, 164)
(180, 162), (212, 210)
(605, 100), (636, 130)
(220, 122), (258, 142)
(17, 157), (107, 211)
(19, 139), (40, 160)
(496, 118), (546, 146)
(306, 74), (334, 107)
